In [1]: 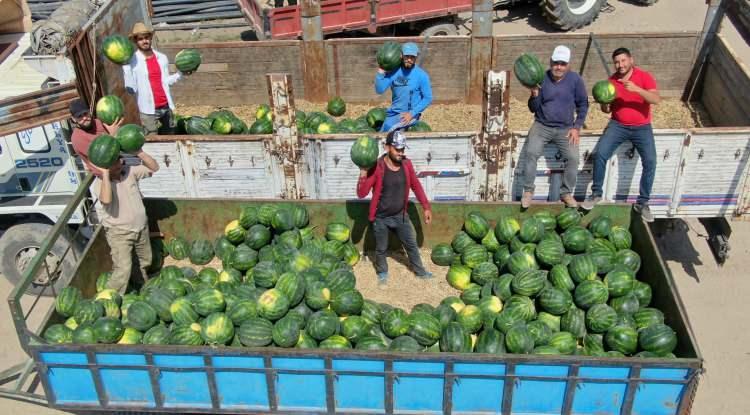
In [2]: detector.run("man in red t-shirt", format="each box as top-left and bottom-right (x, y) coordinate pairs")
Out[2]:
(582, 47), (661, 222)
(69, 99), (122, 175)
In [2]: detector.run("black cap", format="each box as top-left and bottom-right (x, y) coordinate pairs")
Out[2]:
(69, 99), (89, 118)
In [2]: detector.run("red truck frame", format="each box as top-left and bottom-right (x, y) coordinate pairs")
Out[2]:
(236, 0), (474, 39)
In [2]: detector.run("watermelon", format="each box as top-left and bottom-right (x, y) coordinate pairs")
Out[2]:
(327, 96), (346, 117)
(245, 224), (272, 250)
(548, 331), (577, 354)
(55, 286), (82, 318)
(505, 324), (534, 354)
(535, 239), (565, 267)
(513, 53), (545, 87)
(494, 307), (525, 334)
(189, 239), (214, 265)
(495, 217), (521, 243)
(504, 295), (536, 322)
(562, 226), (593, 253)
(95, 95), (124, 125)
(93, 317), (125, 343)
(101, 35), (135, 65)
(493, 274), (514, 301)
(537, 312), (561, 333)
(464, 212), (490, 239)
(115, 124), (146, 153)
(407, 312), (441, 346)
(633, 308), (665, 330)
(175, 48), (202, 73)
(142, 324), (171, 345)
(461, 244), (489, 269)
(295, 331), (318, 349)
(167, 297), (197, 325)
(610, 292), (640, 316)
(561, 307), (586, 338)
(211, 114), (234, 134)
(446, 265), (472, 290)
(605, 325), (638, 355)
(632, 281), (652, 307)
(533, 345), (560, 355)
(507, 251), (538, 275)
(511, 269), (546, 297)
(307, 310), (339, 341)
(193, 288), (226, 316)
(272, 316), (301, 348)
(88, 134), (121, 168)
(568, 254), (598, 283)
(538, 286), (573, 315)
(222, 220), (245, 245)
(184, 116), (213, 134)
(320, 335), (352, 350)
(326, 223), (351, 243)
(431, 243), (456, 266)
(585, 304), (618, 333)
(574, 280), (609, 309)
(257, 289), (290, 321)
(592, 80), (617, 104)
(167, 237), (190, 259)
(305, 281), (331, 310)
(74, 300), (104, 326)
(588, 215), (613, 238)
(376, 41), (403, 71)
(238, 318), (274, 347)
(549, 264), (575, 291)
(475, 328), (506, 354)
(382, 308), (410, 338)
(331, 289), (364, 316)
(471, 261), (499, 285)
(169, 323), (204, 345)
(519, 217), (545, 243)
(125, 300), (158, 331)
(339, 316), (371, 344)
(608, 226), (633, 250)
(356, 335), (388, 350)
(456, 305), (483, 334)
(325, 269), (356, 294)
(73, 324), (97, 344)
(409, 120), (432, 132)
(557, 209), (582, 230)
(527, 320), (553, 346)
(248, 119), (272, 134)
(639, 323), (678, 355)
(440, 322), (472, 353)
(388, 335), (421, 352)
(100, 299), (121, 319)
(118, 327), (143, 345)
(44, 324), (73, 344)
(366, 108), (387, 130)
(603, 269), (635, 297)
(229, 245), (258, 271)
(614, 249), (641, 273)
(493, 245), (511, 270)
(480, 228), (501, 253)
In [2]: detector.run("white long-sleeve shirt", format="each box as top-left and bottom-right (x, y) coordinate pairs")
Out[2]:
(122, 49), (182, 115)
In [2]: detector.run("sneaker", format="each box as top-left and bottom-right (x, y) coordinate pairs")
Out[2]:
(633, 203), (654, 223)
(377, 272), (388, 285)
(581, 196), (602, 211)
(415, 271), (433, 279)
(560, 194), (578, 208)
(521, 191), (533, 209)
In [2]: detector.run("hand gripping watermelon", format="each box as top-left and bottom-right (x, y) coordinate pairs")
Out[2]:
(592, 80), (617, 104)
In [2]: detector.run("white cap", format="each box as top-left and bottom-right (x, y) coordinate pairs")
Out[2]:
(551, 45), (571, 63)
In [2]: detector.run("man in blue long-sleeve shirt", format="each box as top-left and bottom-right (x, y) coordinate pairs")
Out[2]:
(521, 45), (589, 209)
(374, 42), (433, 132)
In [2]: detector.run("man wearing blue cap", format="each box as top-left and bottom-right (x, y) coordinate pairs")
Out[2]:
(375, 42), (433, 132)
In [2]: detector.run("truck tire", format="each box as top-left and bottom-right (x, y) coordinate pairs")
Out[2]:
(541, 0), (607, 31)
(420, 23), (458, 37)
(636, 0), (658, 4)
(0, 223), (79, 297)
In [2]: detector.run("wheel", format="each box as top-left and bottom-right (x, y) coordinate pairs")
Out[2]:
(0, 223), (80, 296)
(635, 0), (658, 5)
(420, 23), (459, 37)
(540, 0), (607, 31)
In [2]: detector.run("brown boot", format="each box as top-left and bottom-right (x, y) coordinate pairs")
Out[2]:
(561, 194), (578, 208)
(521, 191), (533, 209)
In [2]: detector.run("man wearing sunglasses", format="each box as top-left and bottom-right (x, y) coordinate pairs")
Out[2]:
(520, 45), (589, 209)
(357, 130), (433, 284)
(69, 99), (122, 176)
(375, 42), (433, 132)
(123, 22), (189, 135)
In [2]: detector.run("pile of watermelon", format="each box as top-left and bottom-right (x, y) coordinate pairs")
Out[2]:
(44, 204), (678, 358)
(433, 210), (679, 358)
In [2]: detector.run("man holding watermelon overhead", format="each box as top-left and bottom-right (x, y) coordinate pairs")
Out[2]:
(374, 42), (433, 132)
(582, 47), (661, 222)
(123, 22), (189, 135)
(357, 130), (433, 284)
(521, 45), (589, 209)
(69, 99), (122, 176)
(90, 152), (160, 294)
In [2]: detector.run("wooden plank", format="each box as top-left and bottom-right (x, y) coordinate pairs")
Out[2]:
(302, 40), (329, 102)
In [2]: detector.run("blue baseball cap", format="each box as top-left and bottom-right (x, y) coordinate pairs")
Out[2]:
(402, 42), (419, 56)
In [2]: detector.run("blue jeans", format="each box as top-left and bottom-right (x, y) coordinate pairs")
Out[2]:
(372, 214), (426, 275)
(380, 112), (419, 132)
(591, 120), (656, 205)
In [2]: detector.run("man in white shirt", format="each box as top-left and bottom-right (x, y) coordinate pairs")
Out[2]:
(123, 22), (189, 135)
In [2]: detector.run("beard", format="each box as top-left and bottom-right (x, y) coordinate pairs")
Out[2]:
(388, 152), (402, 164)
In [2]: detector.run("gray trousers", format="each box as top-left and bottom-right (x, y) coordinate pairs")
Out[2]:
(140, 108), (174, 135)
(372, 214), (427, 275)
(521, 121), (580, 196)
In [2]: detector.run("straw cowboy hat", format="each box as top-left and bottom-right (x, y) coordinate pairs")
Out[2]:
(129, 22), (154, 40)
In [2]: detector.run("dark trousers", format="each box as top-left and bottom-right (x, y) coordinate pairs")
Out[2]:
(274, 0), (297, 6)
(372, 214), (426, 275)
(591, 120), (656, 205)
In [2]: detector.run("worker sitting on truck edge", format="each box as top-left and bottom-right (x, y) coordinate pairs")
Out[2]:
(581, 47), (661, 223)
(357, 130), (433, 284)
(90, 152), (160, 295)
(375, 42), (433, 133)
(69, 99), (122, 176)
(123, 22), (190, 135)
(520, 45), (589, 209)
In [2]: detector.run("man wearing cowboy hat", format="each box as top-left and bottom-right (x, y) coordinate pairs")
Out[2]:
(374, 42), (433, 133)
(123, 22), (190, 135)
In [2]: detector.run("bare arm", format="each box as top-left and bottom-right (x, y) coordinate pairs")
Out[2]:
(98, 171), (112, 205)
(639, 89), (661, 105)
(137, 150), (159, 173)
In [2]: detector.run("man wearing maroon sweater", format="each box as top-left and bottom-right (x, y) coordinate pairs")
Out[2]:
(69, 99), (121, 176)
(357, 130), (433, 283)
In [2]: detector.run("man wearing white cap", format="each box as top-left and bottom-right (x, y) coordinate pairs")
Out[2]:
(520, 45), (589, 209)
(375, 42), (433, 132)
(123, 22), (191, 135)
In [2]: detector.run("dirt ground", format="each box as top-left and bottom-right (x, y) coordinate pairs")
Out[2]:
(177, 97), (710, 134)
